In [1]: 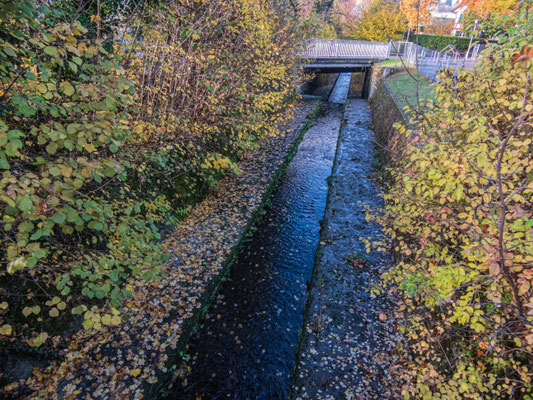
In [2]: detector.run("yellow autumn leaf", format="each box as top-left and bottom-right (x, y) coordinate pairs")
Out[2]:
(0, 324), (12, 336)
(101, 314), (112, 326)
(84, 143), (96, 153)
(60, 166), (73, 178)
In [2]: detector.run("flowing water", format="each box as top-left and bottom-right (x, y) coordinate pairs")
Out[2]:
(168, 75), (352, 399)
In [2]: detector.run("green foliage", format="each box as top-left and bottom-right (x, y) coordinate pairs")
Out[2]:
(462, 10), (481, 37)
(385, 71), (436, 112)
(312, 0), (336, 14)
(408, 33), (488, 51)
(462, 10), (513, 39)
(299, 12), (338, 39)
(0, 0), (175, 338)
(371, 10), (533, 398)
(0, 0), (299, 348)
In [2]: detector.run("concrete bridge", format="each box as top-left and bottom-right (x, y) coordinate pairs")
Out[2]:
(299, 39), (392, 73)
(298, 38), (482, 98)
(298, 39), (392, 99)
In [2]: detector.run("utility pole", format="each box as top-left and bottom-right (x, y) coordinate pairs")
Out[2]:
(464, 18), (479, 65)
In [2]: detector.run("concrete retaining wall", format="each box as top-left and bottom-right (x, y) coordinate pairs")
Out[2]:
(369, 74), (410, 167)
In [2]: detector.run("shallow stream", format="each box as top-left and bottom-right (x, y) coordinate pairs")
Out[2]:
(168, 75), (353, 399)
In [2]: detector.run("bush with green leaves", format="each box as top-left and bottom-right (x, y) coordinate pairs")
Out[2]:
(0, 1), (178, 340)
(409, 33), (488, 51)
(0, 0), (299, 353)
(372, 8), (533, 398)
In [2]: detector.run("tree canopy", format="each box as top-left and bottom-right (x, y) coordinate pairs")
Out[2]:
(347, 0), (407, 41)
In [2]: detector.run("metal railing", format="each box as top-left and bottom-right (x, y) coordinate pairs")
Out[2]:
(299, 38), (486, 80)
(387, 40), (486, 80)
(300, 39), (391, 59)
(390, 41), (485, 62)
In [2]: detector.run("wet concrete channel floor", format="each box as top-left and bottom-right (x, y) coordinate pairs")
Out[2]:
(167, 74), (398, 399)
(328, 73), (352, 104)
(291, 99), (402, 400)
(167, 104), (343, 398)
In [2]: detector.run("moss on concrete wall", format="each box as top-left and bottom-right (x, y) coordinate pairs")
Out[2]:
(369, 80), (410, 167)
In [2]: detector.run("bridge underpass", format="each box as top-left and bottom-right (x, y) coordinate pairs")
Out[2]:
(298, 38), (483, 94)
(298, 39), (392, 99)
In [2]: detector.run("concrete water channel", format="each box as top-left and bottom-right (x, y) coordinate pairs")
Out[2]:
(167, 73), (389, 399)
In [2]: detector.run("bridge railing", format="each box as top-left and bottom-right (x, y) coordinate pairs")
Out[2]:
(299, 39), (391, 59)
(387, 40), (485, 80)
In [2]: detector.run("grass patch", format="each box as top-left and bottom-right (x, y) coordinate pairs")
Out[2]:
(377, 58), (414, 68)
(377, 58), (401, 68)
(385, 70), (436, 113)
